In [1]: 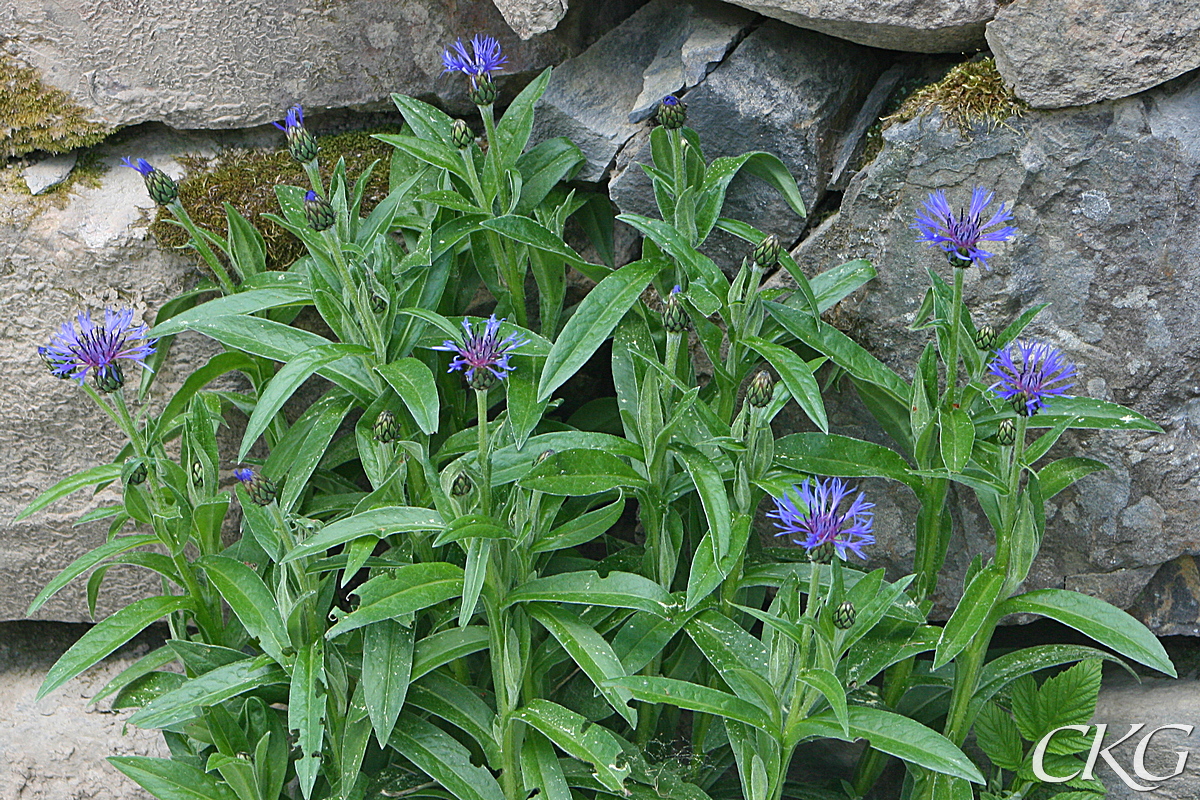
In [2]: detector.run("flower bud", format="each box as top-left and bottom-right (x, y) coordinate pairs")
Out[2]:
(144, 168), (179, 206)
(275, 105), (319, 164)
(996, 418), (1017, 446)
(1010, 391), (1034, 417)
(947, 250), (973, 270)
(452, 119), (474, 149)
(235, 467), (277, 506)
(370, 292), (387, 314)
(451, 472), (473, 497)
(304, 191), (335, 232)
(126, 460), (147, 486)
(94, 363), (124, 393)
(534, 449), (556, 467)
(973, 324), (997, 352)
(663, 286), (690, 333)
(468, 73), (498, 106)
(191, 461), (204, 486)
(752, 234), (782, 269)
(808, 541), (835, 565)
(748, 371), (774, 409)
(834, 601), (856, 630)
(373, 410), (399, 443)
(656, 95), (687, 130)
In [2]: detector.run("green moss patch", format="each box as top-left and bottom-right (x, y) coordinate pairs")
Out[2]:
(1, 53), (111, 159)
(150, 129), (398, 270)
(887, 57), (1027, 135)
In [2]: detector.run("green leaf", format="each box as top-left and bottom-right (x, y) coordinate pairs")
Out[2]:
(934, 564), (1006, 670)
(497, 67), (551, 165)
(38, 595), (191, 700)
(773, 433), (917, 489)
(411, 627), (490, 681)
(25, 533), (157, 615)
(1037, 457), (1109, 500)
(538, 258), (663, 402)
(526, 603), (635, 726)
(328, 563), (464, 637)
(532, 494), (625, 553)
(686, 611), (773, 703)
(616, 214), (724, 294)
(363, 619), (414, 747)
(998, 589), (1175, 676)
(743, 336), (828, 432)
(390, 712), (506, 800)
(378, 358), (440, 435)
(282, 506), (444, 562)
(976, 396), (1162, 432)
(198, 557), (289, 665)
(810, 259), (876, 313)
(225, 202), (266, 280)
(1033, 659), (1102, 752)
(518, 449), (648, 495)
(507, 571), (674, 617)
(290, 640), (326, 799)
(515, 138), (584, 214)
(607, 676), (776, 734)
(374, 134), (465, 177)
(479, 215), (604, 281)
(521, 731), (571, 800)
(145, 287), (312, 338)
(129, 656), (287, 729)
(432, 514), (514, 547)
(793, 706), (983, 784)
(15, 464), (124, 523)
(674, 442), (734, 564)
(91, 645), (177, 706)
(389, 94), (454, 143)
(408, 673), (500, 767)
(513, 700), (631, 794)
(940, 408), (975, 473)
(974, 702), (1024, 771)
(109, 756), (238, 800)
(793, 668), (849, 737)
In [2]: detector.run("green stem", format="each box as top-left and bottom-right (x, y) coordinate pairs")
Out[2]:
(942, 608), (1001, 747)
(303, 160), (324, 197)
(996, 415), (1029, 569)
(669, 130), (687, 223)
(168, 201), (237, 295)
(460, 143), (527, 328)
(476, 389), (492, 516)
(944, 267), (965, 409)
(322, 230), (387, 364)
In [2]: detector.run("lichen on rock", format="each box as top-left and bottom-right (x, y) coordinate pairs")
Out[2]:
(0, 53), (110, 159)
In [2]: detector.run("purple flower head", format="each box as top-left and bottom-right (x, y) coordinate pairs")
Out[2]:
(662, 95), (680, 107)
(38, 308), (157, 392)
(234, 467), (255, 483)
(768, 477), (875, 561)
(234, 467), (277, 505)
(987, 339), (1077, 416)
(272, 104), (304, 133)
(442, 35), (507, 78)
(432, 315), (527, 391)
(913, 187), (1016, 269)
(120, 157), (155, 176)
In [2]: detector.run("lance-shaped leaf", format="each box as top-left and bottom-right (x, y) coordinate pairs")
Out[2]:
(363, 619), (414, 747)
(514, 700), (631, 794)
(607, 676), (777, 735)
(290, 640), (326, 799)
(282, 507), (444, 562)
(129, 656), (287, 729)
(327, 563), (464, 638)
(109, 756), (238, 800)
(519, 449), (647, 495)
(198, 557), (289, 665)
(390, 712), (506, 800)
(506, 571), (673, 617)
(377, 357), (440, 435)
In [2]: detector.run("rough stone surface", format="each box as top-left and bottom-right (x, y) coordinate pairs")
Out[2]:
(22, 153), (77, 195)
(1092, 667), (1200, 798)
(530, 0), (757, 182)
(987, 0), (1200, 109)
(5, 0), (643, 130)
(1, 125), (230, 622)
(493, 0), (570, 39)
(1129, 555), (1200, 637)
(0, 621), (169, 800)
(721, 0), (995, 52)
(766, 71), (1200, 627)
(610, 22), (885, 269)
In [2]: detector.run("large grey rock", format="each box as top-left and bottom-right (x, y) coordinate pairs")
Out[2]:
(530, 0), (757, 183)
(987, 0), (1200, 109)
(1, 125), (228, 622)
(5, 0), (639, 130)
(766, 71), (1200, 628)
(610, 21), (886, 269)
(722, 0), (996, 52)
(493, 0), (569, 39)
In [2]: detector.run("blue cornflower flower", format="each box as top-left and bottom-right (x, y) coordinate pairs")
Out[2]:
(769, 477), (875, 561)
(987, 339), (1077, 416)
(120, 157), (154, 176)
(433, 315), (527, 391)
(442, 35), (507, 78)
(272, 104), (304, 133)
(38, 308), (157, 392)
(272, 104), (319, 163)
(121, 157), (178, 205)
(913, 187), (1016, 269)
(235, 467), (277, 506)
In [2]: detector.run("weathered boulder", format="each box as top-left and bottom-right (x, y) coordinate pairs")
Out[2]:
(530, 0), (757, 183)
(767, 70), (1200, 629)
(987, 0), (1200, 109)
(1, 125), (228, 622)
(610, 21), (887, 268)
(4, 0), (643, 131)
(720, 0), (996, 53)
(493, 0), (570, 39)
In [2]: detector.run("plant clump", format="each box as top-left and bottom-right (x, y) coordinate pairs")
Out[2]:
(0, 53), (110, 159)
(887, 56), (1027, 134)
(149, 128), (398, 270)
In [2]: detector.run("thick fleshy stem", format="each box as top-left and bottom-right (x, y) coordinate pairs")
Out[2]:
(167, 201), (237, 295)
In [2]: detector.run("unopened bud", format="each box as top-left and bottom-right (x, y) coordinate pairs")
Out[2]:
(191, 461), (204, 486)
(468, 73), (498, 106)
(370, 292), (387, 314)
(663, 286), (690, 333)
(373, 410), (398, 443)
(304, 191), (335, 232)
(145, 169), (179, 206)
(808, 541), (835, 565)
(973, 324), (997, 352)
(1010, 391), (1034, 417)
(126, 460), (147, 486)
(94, 363), (124, 393)
(996, 418), (1016, 446)
(748, 371), (774, 409)
(834, 601), (856, 630)
(656, 95), (687, 130)
(235, 467), (277, 506)
(451, 472), (473, 497)
(752, 234), (782, 269)
(452, 119), (474, 149)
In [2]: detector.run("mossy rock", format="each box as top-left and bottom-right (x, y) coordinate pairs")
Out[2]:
(1, 53), (110, 159)
(150, 129), (399, 271)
